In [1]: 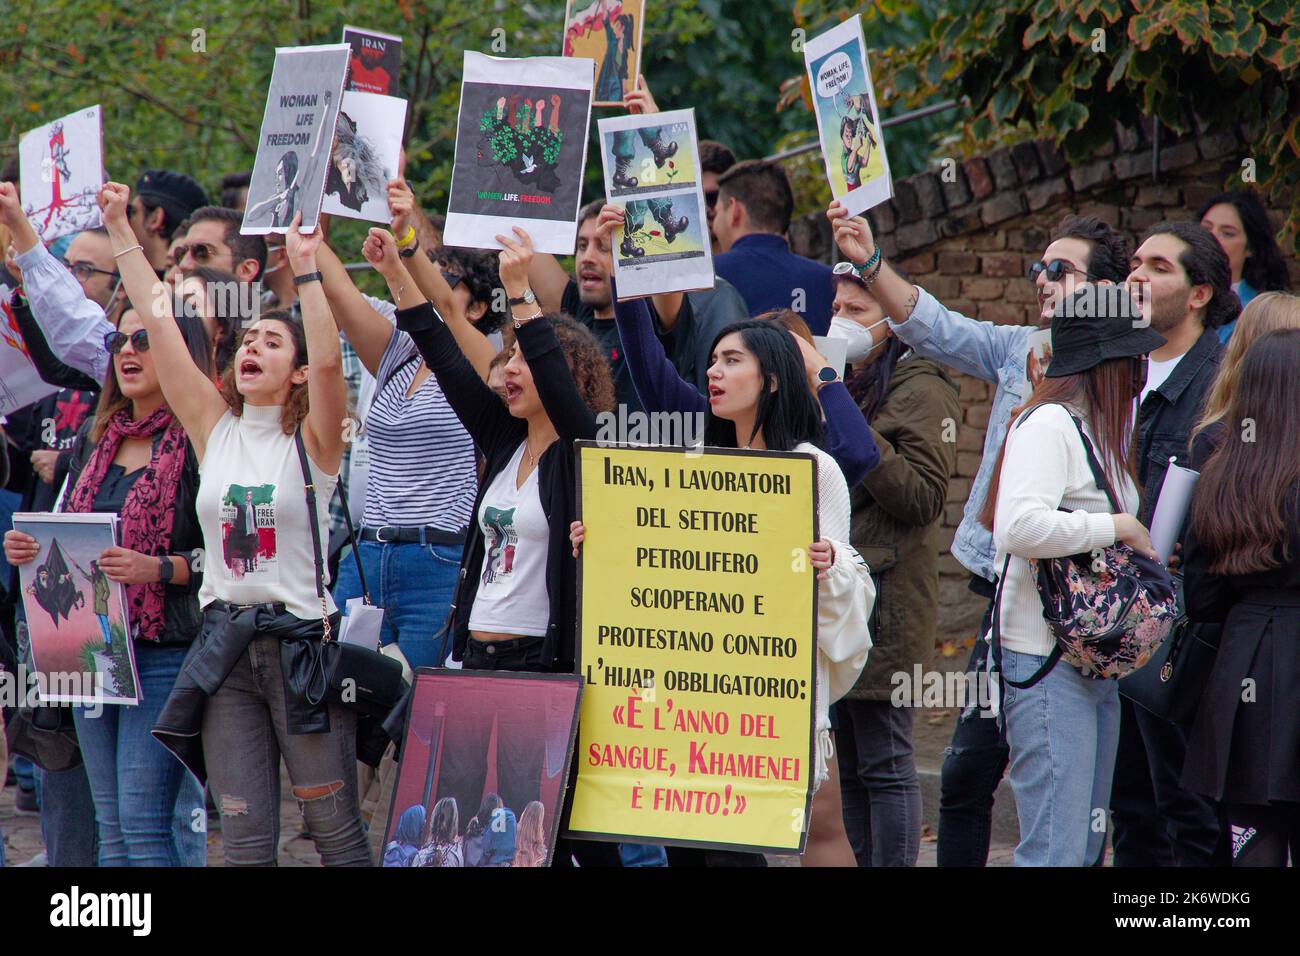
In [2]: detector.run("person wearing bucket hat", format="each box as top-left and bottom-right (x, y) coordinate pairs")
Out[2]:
(976, 285), (1163, 866)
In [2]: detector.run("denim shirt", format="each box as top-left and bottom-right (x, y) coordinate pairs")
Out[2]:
(887, 287), (1033, 582)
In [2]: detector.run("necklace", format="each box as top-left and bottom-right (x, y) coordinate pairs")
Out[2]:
(524, 440), (538, 469)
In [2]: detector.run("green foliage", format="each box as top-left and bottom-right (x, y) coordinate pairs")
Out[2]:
(872, 0), (1300, 244)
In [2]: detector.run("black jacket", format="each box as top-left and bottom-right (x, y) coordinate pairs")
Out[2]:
(64, 418), (204, 645)
(395, 303), (595, 672)
(1136, 327), (1222, 526)
(8, 288), (102, 393)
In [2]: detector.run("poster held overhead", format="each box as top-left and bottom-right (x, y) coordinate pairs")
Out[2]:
(0, 303), (58, 416)
(598, 109), (714, 299)
(444, 52), (595, 255)
(563, 0), (645, 108)
(18, 105), (103, 243)
(12, 513), (140, 706)
(321, 91), (407, 224)
(241, 44), (351, 236)
(803, 15), (893, 216)
(342, 25), (402, 95)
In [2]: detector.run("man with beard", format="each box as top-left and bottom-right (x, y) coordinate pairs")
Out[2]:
(1109, 221), (1236, 868)
(523, 200), (749, 411)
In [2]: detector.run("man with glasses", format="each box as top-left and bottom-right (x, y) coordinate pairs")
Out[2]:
(176, 206), (266, 283)
(699, 140), (736, 255)
(827, 202), (1132, 867)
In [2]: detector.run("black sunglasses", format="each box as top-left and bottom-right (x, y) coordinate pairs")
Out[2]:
(704, 189), (719, 209)
(173, 241), (223, 265)
(104, 329), (150, 354)
(441, 271), (464, 290)
(1027, 259), (1099, 283)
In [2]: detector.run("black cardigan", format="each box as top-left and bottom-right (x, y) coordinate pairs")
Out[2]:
(394, 303), (596, 671)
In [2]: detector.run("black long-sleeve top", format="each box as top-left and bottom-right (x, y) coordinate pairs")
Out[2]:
(394, 302), (595, 671)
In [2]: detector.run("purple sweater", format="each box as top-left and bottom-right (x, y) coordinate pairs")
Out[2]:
(611, 293), (879, 486)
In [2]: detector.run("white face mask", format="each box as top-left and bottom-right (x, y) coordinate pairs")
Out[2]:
(828, 314), (889, 363)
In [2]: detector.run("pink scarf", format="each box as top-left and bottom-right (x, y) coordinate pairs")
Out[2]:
(65, 405), (189, 642)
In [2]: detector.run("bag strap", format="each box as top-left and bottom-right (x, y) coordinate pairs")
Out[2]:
(294, 429), (331, 641)
(1061, 412), (1123, 514)
(989, 553), (1062, 690)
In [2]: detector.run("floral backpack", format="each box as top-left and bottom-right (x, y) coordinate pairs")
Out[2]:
(991, 403), (1179, 688)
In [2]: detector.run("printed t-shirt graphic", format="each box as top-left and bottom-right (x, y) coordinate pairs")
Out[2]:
(482, 506), (518, 584)
(219, 482), (279, 581)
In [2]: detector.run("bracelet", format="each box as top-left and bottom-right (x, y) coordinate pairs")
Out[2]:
(293, 271), (323, 286)
(398, 238), (421, 259)
(854, 246), (881, 276)
(394, 226), (417, 249)
(513, 310), (544, 329)
(113, 244), (144, 259)
(859, 257), (884, 290)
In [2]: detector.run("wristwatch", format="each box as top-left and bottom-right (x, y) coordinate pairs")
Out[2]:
(507, 289), (537, 307)
(398, 238), (421, 259)
(158, 556), (174, 584)
(816, 366), (840, 390)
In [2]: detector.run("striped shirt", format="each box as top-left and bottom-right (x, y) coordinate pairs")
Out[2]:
(362, 321), (478, 531)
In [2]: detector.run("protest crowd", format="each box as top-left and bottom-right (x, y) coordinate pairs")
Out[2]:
(0, 19), (1297, 874)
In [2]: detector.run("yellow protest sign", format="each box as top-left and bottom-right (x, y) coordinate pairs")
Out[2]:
(566, 442), (818, 853)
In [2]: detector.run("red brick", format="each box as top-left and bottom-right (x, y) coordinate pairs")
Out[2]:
(937, 250), (979, 274)
(1005, 279), (1039, 304)
(965, 405), (991, 429)
(979, 302), (1025, 325)
(980, 192), (1026, 226)
(1026, 175), (1070, 212)
(963, 158), (994, 200)
(957, 427), (985, 452)
(956, 451), (983, 476)
(1135, 184), (1182, 206)
(1159, 140), (1200, 171)
(1122, 207), (1164, 232)
(958, 376), (988, 401)
(896, 219), (938, 253)
(962, 277), (1006, 300)
(945, 298), (978, 317)
(897, 252), (935, 274)
(981, 252), (1023, 277)
(945, 477), (973, 503)
(968, 231), (1008, 251)
(928, 274), (962, 299)
(1069, 159), (1112, 191)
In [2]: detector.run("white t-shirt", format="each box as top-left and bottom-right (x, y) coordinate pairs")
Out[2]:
(196, 405), (338, 620)
(467, 442), (550, 637)
(1140, 354), (1180, 406)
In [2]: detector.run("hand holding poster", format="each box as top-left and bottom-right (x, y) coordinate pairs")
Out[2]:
(804, 15), (893, 216)
(444, 52), (595, 255)
(12, 513), (139, 705)
(383, 670), (583, 867)
(599, 109), (714, 299)
(241, 44), (351, 235)
(564, 0), (645, 107)
(342, 25), (402, 95)
(568, 443), (818, 853)
(18, 105), (103, 243)
(321, 91), (407, 223)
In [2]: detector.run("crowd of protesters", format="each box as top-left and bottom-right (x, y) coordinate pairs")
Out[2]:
(0, 75), (1296, 870)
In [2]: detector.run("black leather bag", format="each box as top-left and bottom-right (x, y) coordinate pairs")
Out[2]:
(1119, 573), (1221, 725)
(294, 432), (403, 714)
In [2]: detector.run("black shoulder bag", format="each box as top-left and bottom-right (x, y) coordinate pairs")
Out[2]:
(295, 430), (404, 713)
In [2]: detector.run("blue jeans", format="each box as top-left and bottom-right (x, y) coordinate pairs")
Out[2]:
(36, 764), (99, 866)
(333, 538), (463, 669)
(1001, 648), (1120, 867)
(73, 643), (206, 866)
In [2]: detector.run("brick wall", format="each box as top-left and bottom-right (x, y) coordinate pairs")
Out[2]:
(791, 121), (1300, 642)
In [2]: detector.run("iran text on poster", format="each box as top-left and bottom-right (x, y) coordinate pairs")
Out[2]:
(1, 299), (58, 417)
(444, 52), (595, 256)
(803, 15), (893, 216)
(342, 25), (402, 95)
(563, 0), (645, 107)
(598, 109), (714, 299)
(13, 513), (140, 705)
(18, 105), (103, 243)
(568, 443), (819, 853)
(321, 91), (408, 223)
(383, 670), (583, 867)
(241, 44), (351, 236)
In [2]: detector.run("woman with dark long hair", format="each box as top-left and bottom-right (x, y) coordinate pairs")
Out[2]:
(979, 286), (1164, 866)
(1182, 328), (1300, 866)
(1197, 191), (1290, 343)
(827, 265), (961, 867)
(573, 316), (875, 867)
(3, 304), (212, 866)
(98, 182), (370, 866)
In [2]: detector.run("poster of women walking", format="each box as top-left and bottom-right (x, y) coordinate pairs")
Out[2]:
(12, 513), (140, 705)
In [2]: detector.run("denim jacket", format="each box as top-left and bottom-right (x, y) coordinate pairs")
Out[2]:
(887, 288), (1033, 582)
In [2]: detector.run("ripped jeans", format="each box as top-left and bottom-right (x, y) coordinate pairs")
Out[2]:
(201, 634), (371, 866)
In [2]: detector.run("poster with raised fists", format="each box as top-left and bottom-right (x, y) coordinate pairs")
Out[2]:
(804, 15), (893, 216)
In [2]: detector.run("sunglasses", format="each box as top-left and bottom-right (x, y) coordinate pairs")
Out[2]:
(1027, 259), (1099, 283)
(441, 271), (464, 290)
(704, 189), (719, 209)
(60, 258), (119, 283)
(173, 241), (224, 265)
(104, 329), (150, 354)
